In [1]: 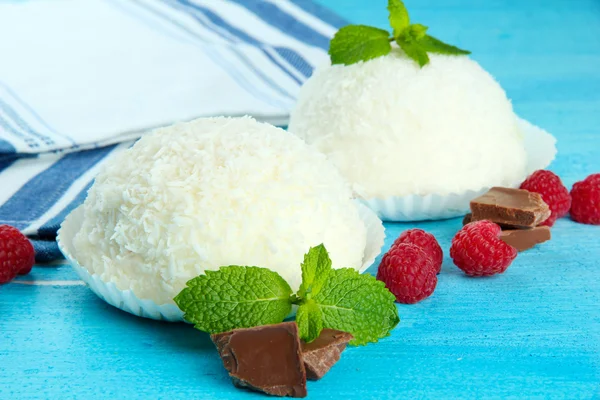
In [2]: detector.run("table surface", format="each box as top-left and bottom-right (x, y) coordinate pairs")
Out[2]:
(2, 0), (600, 399)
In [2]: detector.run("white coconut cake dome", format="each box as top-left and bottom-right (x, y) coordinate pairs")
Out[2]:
(289, 50), (528, 199)
(72, 117), (368, 305)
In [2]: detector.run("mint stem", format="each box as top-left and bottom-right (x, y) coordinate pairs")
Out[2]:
(290, 294), (302, 305)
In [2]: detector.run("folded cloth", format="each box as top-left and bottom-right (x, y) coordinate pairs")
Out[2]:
(0, 0), (343, 155)
(0, 0), (347, 261)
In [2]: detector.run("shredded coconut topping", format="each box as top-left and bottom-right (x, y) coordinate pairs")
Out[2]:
(73, 117), (367, 305)
(289, 50), (528, 198)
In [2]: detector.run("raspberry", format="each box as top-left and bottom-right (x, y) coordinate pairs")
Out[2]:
(392, 229), (443, 273)
(520, 170), (571, 226)
(450, 220), (517, 277)
(376, 243), (437, 304)
(0, 225), (35, 284)
(570, 173), (600, 225)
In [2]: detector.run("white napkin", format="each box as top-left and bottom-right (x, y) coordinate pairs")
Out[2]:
(0, 0), (337, 155)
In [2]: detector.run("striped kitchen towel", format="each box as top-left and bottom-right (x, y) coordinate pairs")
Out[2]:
(0, 0), (346, 261)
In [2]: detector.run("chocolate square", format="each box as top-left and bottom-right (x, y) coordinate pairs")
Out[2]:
(470, 187), (551, 227)
(211, 322), (307, 398)
(463, 212), (530, 231)
(301, 329), (353, 380)
(500, 226), (551, 252)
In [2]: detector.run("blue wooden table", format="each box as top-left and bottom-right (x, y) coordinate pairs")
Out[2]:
(2, 0), (600, 398)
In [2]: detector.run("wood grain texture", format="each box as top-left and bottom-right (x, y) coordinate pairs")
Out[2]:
(1, 0), (599, 398)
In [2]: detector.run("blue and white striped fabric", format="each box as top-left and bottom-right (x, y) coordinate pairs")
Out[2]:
(0, 0), (347, 261)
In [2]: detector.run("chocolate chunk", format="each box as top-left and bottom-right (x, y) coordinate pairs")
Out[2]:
(463, 212), (530, 230)
(500, 226), (551, 252)
(211, 322), (307, 398)
(470, 187), (551, 228)
(301, 329), (353, 380)
(463, 213), (473, 225)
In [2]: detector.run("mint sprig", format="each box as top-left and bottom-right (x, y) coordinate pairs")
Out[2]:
(328, 0), (470, 67)
(329, 25), (392, 67)
(174, 245), (400, 346)
(174, 266), (293, 333)
(313, 268), (399, 346)
(297, 299), (324, 343)
(297, 243), (331, 299)
(387, 0), (409, 36)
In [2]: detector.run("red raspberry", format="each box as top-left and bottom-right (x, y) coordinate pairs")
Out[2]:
(376, 243), (437, 304)
(450, 220), (517, 277)
(570, 173), (600, 225)
(0, 225), (35, 284)
(520, 170), (571, 226)
(392, 229), (443, 273)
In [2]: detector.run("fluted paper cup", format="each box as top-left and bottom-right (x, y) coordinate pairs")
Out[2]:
(57, 202), (385, 322)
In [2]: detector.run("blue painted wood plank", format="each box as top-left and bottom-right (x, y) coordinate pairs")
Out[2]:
(2, 0), (600, 398)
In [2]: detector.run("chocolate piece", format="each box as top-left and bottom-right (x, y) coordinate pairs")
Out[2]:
(463, 213), (473, 225)
(470, 187), (551, 228)
(463, 212), (529, 230)
(500, 226), (551, 252)
(301, 329), (353, 380)
(211, 322), (307, 398)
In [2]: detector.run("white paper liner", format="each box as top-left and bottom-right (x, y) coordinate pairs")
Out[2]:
(359, 117), (557, 221)
(57, 202), (385, 322)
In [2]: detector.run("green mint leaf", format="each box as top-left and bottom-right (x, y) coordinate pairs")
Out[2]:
(387, 0), (410, 37)
(297, 244), (332, 300)
(408, 24), (428, 41)
(419, 34), (471, 55)
(326, 1), (471, 68)
(174, 266), (293, 334)
(313, 268), (399, 346)
(397, 38), (430, 67)
(297, 299), (324, 343)
(329, 25), (392, 66)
